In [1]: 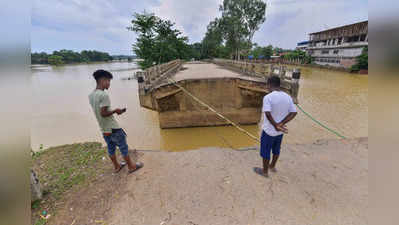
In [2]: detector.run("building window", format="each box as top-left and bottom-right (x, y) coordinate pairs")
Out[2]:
(321, 50), (329, 54)
(337, 37), (342, 45)
(360, 34), (366, 42)
(333, 50), (339, 54)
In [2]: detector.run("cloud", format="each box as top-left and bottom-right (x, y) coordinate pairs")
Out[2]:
(32, 0), (159, 55)
(32, 0), (368, 54)
(253, 0), (368, 48)
(150, 0), (222, 43)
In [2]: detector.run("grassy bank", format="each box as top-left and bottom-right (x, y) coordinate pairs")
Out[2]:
(31, 142), (109, 225)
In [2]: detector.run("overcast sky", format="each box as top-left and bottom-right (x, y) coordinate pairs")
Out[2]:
(31, 0), (368, 55)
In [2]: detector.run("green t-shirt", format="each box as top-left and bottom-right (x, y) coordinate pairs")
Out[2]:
(89, 89), (120, 133)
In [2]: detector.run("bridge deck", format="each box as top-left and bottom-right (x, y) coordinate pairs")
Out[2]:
(172, 63), (265, 83)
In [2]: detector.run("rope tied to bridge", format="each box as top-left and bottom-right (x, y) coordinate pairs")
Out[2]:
(296, 104), (347, 139)
(166, 77), (347, 145)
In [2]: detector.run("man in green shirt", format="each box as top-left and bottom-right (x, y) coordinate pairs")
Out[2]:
(89, 69), (143, 174)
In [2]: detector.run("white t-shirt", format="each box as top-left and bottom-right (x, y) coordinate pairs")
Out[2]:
(262, 90), (297, 136)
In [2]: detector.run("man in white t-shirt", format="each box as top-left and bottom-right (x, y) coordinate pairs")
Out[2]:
(254, 76), (297, 178)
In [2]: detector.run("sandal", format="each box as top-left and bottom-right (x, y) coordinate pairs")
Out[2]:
(128, 162), (144, 174)
(114, 162), (126, 173)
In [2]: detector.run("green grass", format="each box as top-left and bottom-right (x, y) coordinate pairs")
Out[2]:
(31, 142), (108, 224)
(34, 217), (47, 225)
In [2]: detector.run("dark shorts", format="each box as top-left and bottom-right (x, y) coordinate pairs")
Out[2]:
(260, 131), (283, 160)
(103, 128), (129, 157)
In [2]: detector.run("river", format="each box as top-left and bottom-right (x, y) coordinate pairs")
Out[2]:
(31, 61), (368, 151)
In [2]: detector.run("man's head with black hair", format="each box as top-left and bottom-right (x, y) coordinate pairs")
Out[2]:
(267, 76), (280, 89)
(93, 69), (113, 90)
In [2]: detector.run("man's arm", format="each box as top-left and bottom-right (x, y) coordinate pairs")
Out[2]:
(99, 93), (124, 117)
(101, 107), (125, 117)
(265, 112), (287, 133)
(280, 112), (297, 125)
(265, 112), (278, 130)
(101, 106), (117, 117)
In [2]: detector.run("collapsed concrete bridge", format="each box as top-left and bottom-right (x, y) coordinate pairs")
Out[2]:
(135, 59), (300, 128)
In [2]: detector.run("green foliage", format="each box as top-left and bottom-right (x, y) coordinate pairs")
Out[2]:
(351, 46), (368, 72)
(128, 12), (193, 69)
(218, 0), (267, 59)
(31, 52), (49, 64)
(34, 218), (46, 225)
(201, 18), (225, 59)
(249, 44), (273, 59)
(31, 50), (113, 65)
(128, 1), (266, 64)
(31, 200), (41, 209)
(47, 55), (64, 66)
(281, 49), (312, 64)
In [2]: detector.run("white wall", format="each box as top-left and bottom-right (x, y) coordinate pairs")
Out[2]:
(310, 47), (364, 58)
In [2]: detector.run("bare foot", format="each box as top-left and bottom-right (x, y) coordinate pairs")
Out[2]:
(254, 167), (269, 178)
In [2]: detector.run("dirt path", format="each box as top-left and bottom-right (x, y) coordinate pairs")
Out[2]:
(53, 138), (367, 225)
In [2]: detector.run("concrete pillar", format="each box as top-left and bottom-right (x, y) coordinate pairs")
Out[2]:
(280, 66), (285, 79)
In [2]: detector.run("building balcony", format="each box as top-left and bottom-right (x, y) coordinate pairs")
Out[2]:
(307, 41), (368, 50)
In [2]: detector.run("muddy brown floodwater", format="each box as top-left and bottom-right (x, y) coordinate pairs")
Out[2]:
(31, 62), (367, 151)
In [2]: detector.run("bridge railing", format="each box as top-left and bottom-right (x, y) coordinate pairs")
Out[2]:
(212, 59), (300, 103)
(136, 59), (183, 93)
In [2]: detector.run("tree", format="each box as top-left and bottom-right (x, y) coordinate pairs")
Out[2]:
(356, 46), (368, 69)
(263, 45), (273, 59)
(31, 52), (49, 64)
(249, 44), (273, 59)
(350, 47), (367, 72)
(48, 55), (64, 66)
(128, 12), (191, 69)
(201, 18), (224, 59)
(218, 0), (267, 60)
(189, 43), (202, 60)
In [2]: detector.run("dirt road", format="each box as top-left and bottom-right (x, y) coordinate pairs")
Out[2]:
(53, 138), (367, 225)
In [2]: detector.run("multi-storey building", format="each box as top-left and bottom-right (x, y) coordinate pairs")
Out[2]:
(296, 41), (309, 51)
(307, 21), (368, 68)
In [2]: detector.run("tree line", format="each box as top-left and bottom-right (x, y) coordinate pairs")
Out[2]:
(280, 49), (312, 64)
(31, 50), (114, 65)
(129, 0), (269, 69)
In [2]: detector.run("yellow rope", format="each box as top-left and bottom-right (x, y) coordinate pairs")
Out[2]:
(167, 78), (261, 143)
